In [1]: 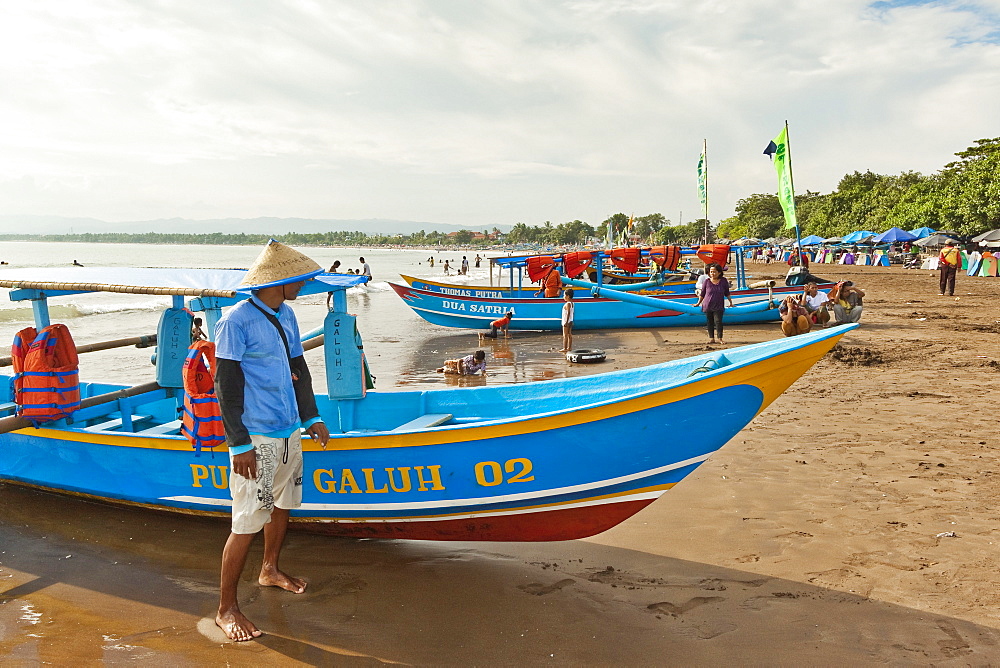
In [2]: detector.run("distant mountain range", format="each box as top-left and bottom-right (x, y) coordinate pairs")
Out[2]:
(0, 215), (511, 236)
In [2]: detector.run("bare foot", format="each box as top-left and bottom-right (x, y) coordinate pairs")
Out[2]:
(259, 570), (307, 593)
(708, 339), (717, 345)
(216, 608), (262, 642)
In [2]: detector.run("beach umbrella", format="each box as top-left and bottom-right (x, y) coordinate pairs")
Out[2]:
(914, 233), (958, 247)
(842, 230), (876, 244)
(872, 227), (917, 244)
(909, 226), (937, 239)
(798, 234), (826, 246)
(822, 236), (843, 244)
(971, 228), (1000, 243)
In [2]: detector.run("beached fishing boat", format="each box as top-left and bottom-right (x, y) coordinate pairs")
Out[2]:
(393, 245), (830, 331)
(389, 279), (808, 331)
(0, 266), (853, 541)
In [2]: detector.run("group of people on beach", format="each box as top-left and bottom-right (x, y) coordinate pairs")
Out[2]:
(433, 254), (480, 276)
(440, 277), (577, 376)
(693, 254), (866, 344)
(326, 257), (372, 277)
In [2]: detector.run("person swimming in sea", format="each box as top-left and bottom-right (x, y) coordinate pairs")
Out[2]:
(72, 260), (83, 266)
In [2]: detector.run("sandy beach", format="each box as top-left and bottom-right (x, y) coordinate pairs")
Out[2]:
(2, 261), (1000, 664)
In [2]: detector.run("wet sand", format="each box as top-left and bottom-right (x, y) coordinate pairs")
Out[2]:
(3, 262), (1000, 664)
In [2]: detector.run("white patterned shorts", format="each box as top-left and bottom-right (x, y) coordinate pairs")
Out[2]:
(229, 432), (304, 534)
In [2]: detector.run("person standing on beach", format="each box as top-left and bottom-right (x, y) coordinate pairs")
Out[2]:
(560, 289), (575, 352)
(695, 262), (734, 345)
(213, 240), (330, 642)
(359, 257), (372, 279)
(937, 240), (960, 296)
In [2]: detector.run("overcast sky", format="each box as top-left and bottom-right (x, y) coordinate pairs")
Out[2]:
(1, 0), (997, 230)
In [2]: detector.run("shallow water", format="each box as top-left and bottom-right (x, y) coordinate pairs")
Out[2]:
(1, 241), (618, 389)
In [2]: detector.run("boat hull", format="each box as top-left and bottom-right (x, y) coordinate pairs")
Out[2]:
(391, 281), (800, 331)
(400, 274), (699, 298)
(0, 328), (852, 541)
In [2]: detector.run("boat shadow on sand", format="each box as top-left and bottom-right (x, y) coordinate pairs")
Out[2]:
(0, 484), (995, 664)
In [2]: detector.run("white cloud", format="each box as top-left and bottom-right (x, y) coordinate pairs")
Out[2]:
(0, 0), (997, 227)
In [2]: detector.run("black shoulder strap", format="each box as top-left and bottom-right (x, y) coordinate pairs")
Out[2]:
(248, 299), (298, 380)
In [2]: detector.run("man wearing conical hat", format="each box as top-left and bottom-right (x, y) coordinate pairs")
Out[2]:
(213, 239), (329, 642)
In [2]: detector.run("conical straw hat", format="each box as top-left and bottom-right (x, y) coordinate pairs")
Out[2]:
(240, 239), (323, 289)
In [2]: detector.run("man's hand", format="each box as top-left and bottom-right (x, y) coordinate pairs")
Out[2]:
(232, 449), (257, 480)
(306, 422), (331, 449)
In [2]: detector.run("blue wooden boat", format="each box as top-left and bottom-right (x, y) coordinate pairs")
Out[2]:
(400, 272), (700, 298)
(394, 246), (830, 331)
(0, 267), (854, 541)
(389, 280), (800, 331)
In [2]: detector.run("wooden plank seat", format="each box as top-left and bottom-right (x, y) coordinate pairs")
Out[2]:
(84, 414), (153, 432)
(137, 419), (183, 436)
(391, 413), (453, 432)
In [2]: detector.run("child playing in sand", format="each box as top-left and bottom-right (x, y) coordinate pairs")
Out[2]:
(480, 311), (514, 341)
(437, 350), (487, 376)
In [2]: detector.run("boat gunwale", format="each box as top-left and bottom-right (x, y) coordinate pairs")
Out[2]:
(4, 326), (855, 450)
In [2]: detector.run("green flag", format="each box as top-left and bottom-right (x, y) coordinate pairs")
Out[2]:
(697, 151), (708, 210)
(764, 127), (798, 231)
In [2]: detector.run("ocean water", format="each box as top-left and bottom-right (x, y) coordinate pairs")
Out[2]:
(0, 241), (612, 389)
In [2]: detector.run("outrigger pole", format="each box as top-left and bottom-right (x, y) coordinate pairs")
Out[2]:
(0, 334), (157, 368)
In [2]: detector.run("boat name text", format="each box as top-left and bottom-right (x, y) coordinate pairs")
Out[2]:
(190, 458), (535, 493)
(441, 300), (510, 315)
(438, 287), (504, 299)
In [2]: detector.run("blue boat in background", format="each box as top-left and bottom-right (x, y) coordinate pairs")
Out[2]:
(0, 267), (853, 541)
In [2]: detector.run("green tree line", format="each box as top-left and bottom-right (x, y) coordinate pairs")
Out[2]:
(718, 137), (1000, 241)
(0, 213), (715, 247)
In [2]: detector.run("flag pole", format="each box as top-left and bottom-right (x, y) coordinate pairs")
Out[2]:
(703, 138), (709, 244)
(784, 120), (803, 264)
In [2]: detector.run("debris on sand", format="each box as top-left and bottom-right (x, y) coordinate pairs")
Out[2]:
(828, 345), (887, 367)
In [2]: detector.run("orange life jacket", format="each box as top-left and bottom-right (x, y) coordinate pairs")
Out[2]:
(696, 244), (731, 268)
(526, 255), (556, 283)
(11, 324), (81, 424)
(648, 245), (682, 272)
(180, 340), (226, 454)
(561, 251), (594, 279)
(609, 247), (641, 273)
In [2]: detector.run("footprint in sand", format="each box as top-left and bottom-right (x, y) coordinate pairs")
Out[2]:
(936, 620), (973, 658)
(646, 596), (725, 616)
(519, 578), (576, 596)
